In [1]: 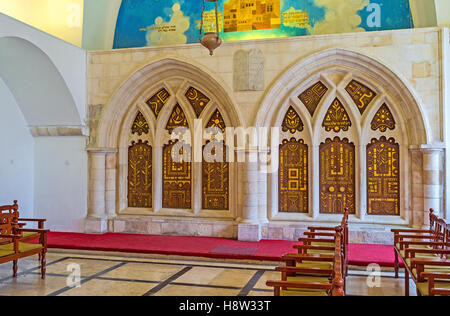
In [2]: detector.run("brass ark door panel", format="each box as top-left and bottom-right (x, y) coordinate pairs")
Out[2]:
(319, 137), (355, 214)
(279, 139), (308, 213)
(367, 137), (400, 215)
(128, 140), (152, 208)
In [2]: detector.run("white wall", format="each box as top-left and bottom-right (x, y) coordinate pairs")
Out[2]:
(0, 78), (34, 218)
(0, 13), (87, 123)
(34, 136), (87, 231)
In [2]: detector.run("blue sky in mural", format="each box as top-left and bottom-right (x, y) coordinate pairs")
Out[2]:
(113, 0), (414, 49)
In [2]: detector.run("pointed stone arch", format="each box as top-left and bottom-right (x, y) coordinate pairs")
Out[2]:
(255, 48), (429, 146)
(96, 57), (244, 149)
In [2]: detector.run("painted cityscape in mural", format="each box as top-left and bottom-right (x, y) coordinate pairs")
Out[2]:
(113, 0), (414, 49)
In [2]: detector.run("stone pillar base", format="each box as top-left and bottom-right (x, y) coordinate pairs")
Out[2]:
(84, 217), (108, 234)
(238, 223), (262, 241)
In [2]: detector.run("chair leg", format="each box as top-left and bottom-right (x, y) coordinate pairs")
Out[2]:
(394, 249), (399, 279)
(404, 269), (410, 296)
(41, 251), (46, 280)
(12, 260), (18, 278)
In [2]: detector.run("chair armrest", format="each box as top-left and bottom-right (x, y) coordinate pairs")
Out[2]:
(406, 249), (450, 257)
(18, 228), (50, 233)
(421, 272), (450, 280)
(293, 245), (335, 251)
(400, 241), (444, 247)
(282, 253), (334, 262)
(19, 218), (46, 222)
(275, 266), (333, 275)
(0, 234), (21, 239)
(391, 229), (431, 234)
(304, 232), (335, 237)
(308, 227), (335, 231)
(397, 235), (436, 239)
(266, 280), (332, 293)
(411, 258), (450, 267)
(298, 238), (335, 243)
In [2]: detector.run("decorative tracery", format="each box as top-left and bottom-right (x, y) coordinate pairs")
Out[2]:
(185, 87), (210, 118)
(146, 88), (170, 118)
(282, 106), (303, 134)
(131, 111), (149, 136)
(299, 81), (328, 116)
(166, 104), (189, 134)
(371, 104), (396, 132)
(345, 80), (377, 115)
(322, 98), (352, 132)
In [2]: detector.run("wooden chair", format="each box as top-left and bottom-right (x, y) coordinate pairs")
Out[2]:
(266, 227), (346, 296)
(289, 210), (349, 278)
(392, 212), (449, 296)
(392, 209), (439, 278)
(0, 201), (49, 279)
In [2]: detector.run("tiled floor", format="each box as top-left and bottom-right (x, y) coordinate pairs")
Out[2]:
(0, 251), (416, 296)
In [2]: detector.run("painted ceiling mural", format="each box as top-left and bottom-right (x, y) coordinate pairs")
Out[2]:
(113, 0), (414, 49)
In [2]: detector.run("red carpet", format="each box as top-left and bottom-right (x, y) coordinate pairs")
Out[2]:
(45, 232), (402, 268)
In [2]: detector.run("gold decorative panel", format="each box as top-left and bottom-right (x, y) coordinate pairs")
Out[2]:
(203, 142), (229, 211)
(345, 80), (377, 115)
(166, 104), (189, 134)
(185, 87), (210, 118)
(371, 104), (396, 132)
(319, 137), (355, 214)
(131, 111), (149, 136)
(146, 88), (170, 118)
(128, 140), (152, 208)
(298, 81), (328, 116)
(162, 140), (191, 209)
(322, 98), (352, 132)
(206, 110), (226, 133)
(279, 138), (308, 213)
(367, 137), (400, 216)
(282, 106), (303, 134)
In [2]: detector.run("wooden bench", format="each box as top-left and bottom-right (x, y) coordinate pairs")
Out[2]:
(392, 210), (450, 296)
(266, 212), (348, 296)
(266, 227), (346, 296)
(0, 201), (49, 279)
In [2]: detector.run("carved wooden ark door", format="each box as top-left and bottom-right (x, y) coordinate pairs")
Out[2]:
(320, 137), (355, 214)
(128, 140), (152, 208)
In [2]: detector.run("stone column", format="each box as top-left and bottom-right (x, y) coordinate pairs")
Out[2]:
(87, 150), (106, 218)
(85, 149), (108, 233)
(257, 147), (269, 227)
(105, 151), (118, 218)
(422, 148), (443, 225)
(238, 149), (261, 241)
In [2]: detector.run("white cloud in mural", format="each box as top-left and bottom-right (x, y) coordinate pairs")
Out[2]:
(312, 0), (369, 35)
(146, 3), (190, 46)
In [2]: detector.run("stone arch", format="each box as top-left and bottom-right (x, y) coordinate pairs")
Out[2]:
(255, 48), (429, 146)
(97, 58), (244, 149)
(0, 36), (82, 133)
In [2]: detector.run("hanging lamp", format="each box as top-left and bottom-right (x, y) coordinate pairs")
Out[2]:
(199, 0), (222, 56)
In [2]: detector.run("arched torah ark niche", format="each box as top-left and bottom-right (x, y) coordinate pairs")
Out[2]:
(87, 58), (243, 238)
(87, 47), (439, 244)
(253, 48), (436, 244)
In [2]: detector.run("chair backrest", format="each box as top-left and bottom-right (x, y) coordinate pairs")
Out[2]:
(0, 201), (19, 243)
